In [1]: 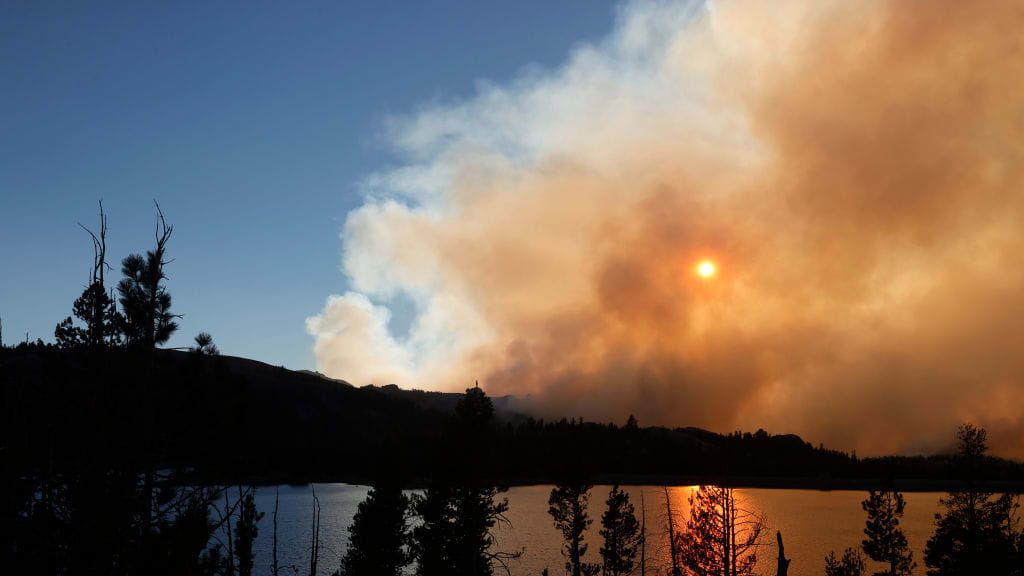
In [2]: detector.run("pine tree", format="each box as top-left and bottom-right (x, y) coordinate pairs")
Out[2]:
(412, 485), (514, 576)
(190, 332), (219, 355)
(55, 202), (122, 349)
(339, 485), (410, 576)
(54, 282), (121, 349)
(861, 489), (914, 576)
(451, 485), (512, 576)
(599, 485), (640, 576)
(548, 484), (599, 576)
(117, 203), (178, 348)
(411, 385), (518, 576)
(411, 485), (455, 576)
(826, 548), (867, 576)
(623, 415), (639, 431)
(454, 383), (495, 430)
(925, 425), (1023, 576)
(233, 488), (264, 576)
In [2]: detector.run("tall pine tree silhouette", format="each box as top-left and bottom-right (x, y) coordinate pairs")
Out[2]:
(925, 424), (1023, 576)
(861, 488), (914, 576)
(412, 384), (517, 576)
(548, 483), (599, 576)
(338, 485), (411, 576)
(599, 485), (640, 576)
(117, 203), (178, 348)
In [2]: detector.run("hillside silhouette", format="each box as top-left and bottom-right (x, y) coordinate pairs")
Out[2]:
(5, 344), (1024, 488)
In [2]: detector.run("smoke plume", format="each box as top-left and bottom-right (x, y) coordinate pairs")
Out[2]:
(308, 0), (1024, 456)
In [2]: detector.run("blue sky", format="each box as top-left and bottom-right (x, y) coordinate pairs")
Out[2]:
(0, 0), (619, 369)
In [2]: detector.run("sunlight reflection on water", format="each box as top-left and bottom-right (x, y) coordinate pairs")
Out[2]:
(250, 484), (941, 575)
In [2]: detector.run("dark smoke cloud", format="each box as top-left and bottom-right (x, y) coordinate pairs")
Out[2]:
(308, 0), (1024, 456)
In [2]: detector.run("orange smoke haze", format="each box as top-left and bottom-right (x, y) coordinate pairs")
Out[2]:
(308, 0), (1024, 456)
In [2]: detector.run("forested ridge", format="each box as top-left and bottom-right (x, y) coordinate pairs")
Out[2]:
(5, 344), (1023, 487)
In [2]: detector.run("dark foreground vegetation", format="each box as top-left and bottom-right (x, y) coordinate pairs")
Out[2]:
(3, 204), (1024, 575)
(6, 343), (1024, 488)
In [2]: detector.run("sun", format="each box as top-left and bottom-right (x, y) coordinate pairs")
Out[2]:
(696, 260), (717, 279)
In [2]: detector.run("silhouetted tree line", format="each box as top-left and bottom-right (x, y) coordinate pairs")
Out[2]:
(330, 384), (522, 576)
(824, 424), (1024, 576)
(540, 481), (782, 576)
(336, 441), (648, 576)
(6, 345), (1024, 489)
(531, 425), (1024, 576)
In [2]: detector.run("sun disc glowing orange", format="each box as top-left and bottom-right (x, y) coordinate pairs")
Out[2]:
(696, 260), (716, 278)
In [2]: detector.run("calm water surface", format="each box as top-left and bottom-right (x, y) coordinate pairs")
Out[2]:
(248, 484), (943, 575)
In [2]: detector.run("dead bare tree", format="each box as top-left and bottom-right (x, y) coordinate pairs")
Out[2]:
(677, 486), (767, 576)
(206, 487), (250, 570)
(225, 490), (236, 576)
(309, 486), (321, 576)
(272, 487), (280, 576)
(776, 531), (790, 576)
(640, 490), (647, 576)
(145, 201), (178, 346)
(664, 487), (682, 576)
(55, 202), (121, 349)
(78, 201), (116, 346)
(78, 201), (109, 286)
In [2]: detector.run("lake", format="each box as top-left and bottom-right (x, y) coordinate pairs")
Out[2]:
(246, 484), (945, 575)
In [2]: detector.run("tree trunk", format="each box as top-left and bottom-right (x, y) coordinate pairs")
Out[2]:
(225, 490), (236, 576)
(309, 487), (321, 576)
(726, 488), (735, 576)
(664, 487), (682, 576)
(640, 490), (646, 576)
(272, 487), (279, 576)
(775, 531), (790, 576)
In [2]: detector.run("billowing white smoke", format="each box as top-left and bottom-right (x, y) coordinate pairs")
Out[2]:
(308, 0), (1024, 456)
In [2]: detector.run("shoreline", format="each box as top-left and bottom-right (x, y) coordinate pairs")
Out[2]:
(213, 472), (1024, 493)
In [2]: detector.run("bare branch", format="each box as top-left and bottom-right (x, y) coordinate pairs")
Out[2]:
(77, 200), (110, 284)
(153, 200), (174, 252)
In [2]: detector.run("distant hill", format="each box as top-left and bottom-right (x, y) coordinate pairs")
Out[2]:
(227, 356), (520, 418)
(3, 344), (1023, 487)
(295, 368), (518, 414)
